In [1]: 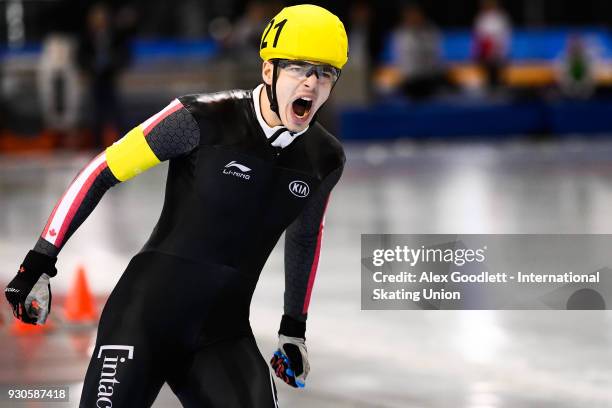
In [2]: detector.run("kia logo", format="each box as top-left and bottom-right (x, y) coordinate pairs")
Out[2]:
(289, 180), (309, 198)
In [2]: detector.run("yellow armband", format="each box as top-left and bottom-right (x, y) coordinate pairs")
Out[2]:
(105, 125), (161, 182)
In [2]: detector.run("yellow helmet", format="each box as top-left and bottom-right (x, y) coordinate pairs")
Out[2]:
(259, 4), (349, 69)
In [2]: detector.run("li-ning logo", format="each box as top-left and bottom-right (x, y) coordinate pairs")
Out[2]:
(289, 180), (309, 198)
(225, 160), (251, 172)
(223, 160), (251, 180)
(96, 345), (134, 407)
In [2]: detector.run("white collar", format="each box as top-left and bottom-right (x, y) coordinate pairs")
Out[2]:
(252, 84), (309, 149)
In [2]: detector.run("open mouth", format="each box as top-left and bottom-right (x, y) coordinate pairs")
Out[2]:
(292, 97), (313, 119)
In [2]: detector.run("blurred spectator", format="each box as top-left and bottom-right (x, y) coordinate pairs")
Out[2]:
(473, 0), (511, 91)
(218, 1), (274, 90)
(77, 3), (136, 148)
(37, 34), (81, 145)
(177, 0), (207, 38)
(224, 1), (269, 63)
(0, 58), (5, 132)
(556, 35), (597, 99)
(334, 0), (372, 106)
(347, 1), (371, 68)
(388, 3), (450, 100)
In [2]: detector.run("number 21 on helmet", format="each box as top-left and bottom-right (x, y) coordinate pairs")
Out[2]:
(259, 4), (349, 114)
(259, 4), (348, 69)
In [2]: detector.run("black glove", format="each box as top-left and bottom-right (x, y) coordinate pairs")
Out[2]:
(270, 315), (309, 388)
(5, 250), (57, 325)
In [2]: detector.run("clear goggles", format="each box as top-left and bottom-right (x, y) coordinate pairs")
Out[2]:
(276, 59), (341, 85)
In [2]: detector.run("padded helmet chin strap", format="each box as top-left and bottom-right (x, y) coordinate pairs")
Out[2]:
(265, 59), (280, 117)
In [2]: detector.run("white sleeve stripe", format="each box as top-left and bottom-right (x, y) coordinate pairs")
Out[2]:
(42, 152), (107, 246)
(141, 99), (181, 134)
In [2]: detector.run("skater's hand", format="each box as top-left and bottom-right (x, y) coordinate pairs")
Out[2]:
(5, 251), (56, 325)
(270, 334), (310, 388)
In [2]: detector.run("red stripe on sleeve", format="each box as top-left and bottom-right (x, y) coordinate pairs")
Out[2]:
(142, 101), (183, 136)
(54, 160), (109, 247)
(41, 153), (102, 239)
(302, 196), (330, 314)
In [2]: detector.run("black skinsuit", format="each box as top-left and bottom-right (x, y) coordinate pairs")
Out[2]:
(77, 89), (345, 407)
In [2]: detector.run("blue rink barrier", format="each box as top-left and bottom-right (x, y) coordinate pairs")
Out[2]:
(548, 100), (612, 134)
(340, 99), (612, 140)
(2, 27), (609, 62)
(439, 27), (612, 62)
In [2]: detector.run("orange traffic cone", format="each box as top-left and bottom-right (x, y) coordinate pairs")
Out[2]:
(11, 318), (49, 335)
(64, 265), (97, 323)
